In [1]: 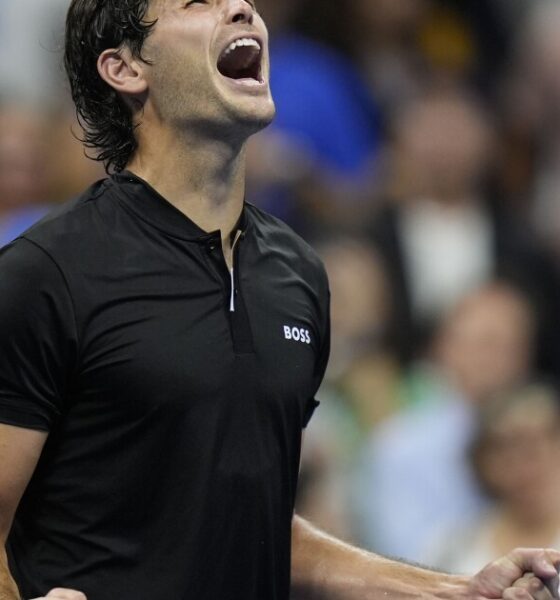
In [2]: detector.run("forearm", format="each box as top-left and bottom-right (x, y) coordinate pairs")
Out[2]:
(291, 516), (469, 600)
(0, 548), (19, 600)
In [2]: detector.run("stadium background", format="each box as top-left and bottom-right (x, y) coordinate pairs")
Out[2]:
(3, 0), (560, 572)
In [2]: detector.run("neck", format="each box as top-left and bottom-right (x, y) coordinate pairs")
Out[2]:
(127, 126), (247, 244)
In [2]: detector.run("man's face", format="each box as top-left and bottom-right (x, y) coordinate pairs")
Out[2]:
(140, 0), (275, 138)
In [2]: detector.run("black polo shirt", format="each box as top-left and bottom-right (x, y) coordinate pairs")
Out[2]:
(0, 172), (330, 600)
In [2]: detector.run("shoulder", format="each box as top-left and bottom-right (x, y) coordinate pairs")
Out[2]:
(15, 177), (116, 256)
(0, 238), (75, 342)
(245, 203), (328, 285)
(0, 237), (63, 292)
(246, 202), (323, 265)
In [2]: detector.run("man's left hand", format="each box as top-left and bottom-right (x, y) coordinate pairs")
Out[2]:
(469, 548), (560, 599)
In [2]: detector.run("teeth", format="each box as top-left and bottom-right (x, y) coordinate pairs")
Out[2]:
(223, 38), (261, 57)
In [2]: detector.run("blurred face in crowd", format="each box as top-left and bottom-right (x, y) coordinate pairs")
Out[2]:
(435, 285), (534, 403)
(473, 389), (560, 520)
(130, 0), (275, 140)
(0, 108), (48, 211)
(393, 93), (493, 200)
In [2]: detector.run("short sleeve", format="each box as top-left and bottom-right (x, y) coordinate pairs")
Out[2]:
(304, 267), (331, 428)
(0, 238), (78, 431)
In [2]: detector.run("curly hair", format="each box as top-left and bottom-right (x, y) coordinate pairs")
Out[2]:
(64, 0), (157, 173)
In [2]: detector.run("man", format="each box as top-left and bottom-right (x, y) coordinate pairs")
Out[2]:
(0, 1), (558, 599)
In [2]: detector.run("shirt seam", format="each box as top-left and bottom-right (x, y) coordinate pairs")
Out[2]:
(20, 238), (82, 381)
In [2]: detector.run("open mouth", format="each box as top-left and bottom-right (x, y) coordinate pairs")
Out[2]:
(217, 37), (263, 83)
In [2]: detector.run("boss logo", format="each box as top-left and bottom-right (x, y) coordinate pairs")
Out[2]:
(284, 325), (311, 345)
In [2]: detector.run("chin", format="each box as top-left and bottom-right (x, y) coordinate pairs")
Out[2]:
(224, 95), (276, 136)
(244, 100), (276, 130)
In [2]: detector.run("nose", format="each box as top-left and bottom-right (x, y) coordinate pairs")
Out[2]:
(226, 0), (254, 25)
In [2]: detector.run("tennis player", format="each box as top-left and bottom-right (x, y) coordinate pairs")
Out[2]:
(0, 1), (559, 599)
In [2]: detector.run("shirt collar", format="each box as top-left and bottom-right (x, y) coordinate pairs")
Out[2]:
(112, 170), (249, 242)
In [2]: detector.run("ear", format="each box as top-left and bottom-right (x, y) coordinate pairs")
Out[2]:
(97, 47), (148, 98)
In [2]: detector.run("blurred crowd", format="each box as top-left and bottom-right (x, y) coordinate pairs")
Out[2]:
(3, 0), (560, 573)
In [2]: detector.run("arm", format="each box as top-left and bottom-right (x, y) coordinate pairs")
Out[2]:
(0, 548), (20, 600)
(291, 516), (560, 600)
(0, 424), (48, 600)
(0, 242), (87, 600)
(0, 425), (86, 600)
(291, 516), (468, 600)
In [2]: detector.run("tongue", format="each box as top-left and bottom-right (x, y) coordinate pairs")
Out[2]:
(218, 45), (260, 80)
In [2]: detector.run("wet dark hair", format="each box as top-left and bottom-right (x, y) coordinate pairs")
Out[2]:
(64, 0), (157, 173)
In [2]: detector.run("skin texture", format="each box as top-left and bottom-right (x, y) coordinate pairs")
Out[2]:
(140, 0), (275, 136)
(1, 2), (560, 599)
(291, 517), (560, 600)
(29, 590), (86, 600)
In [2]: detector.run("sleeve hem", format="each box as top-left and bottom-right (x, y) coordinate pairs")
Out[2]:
(0, 397), (55, 432)
(303, 398), (320, 429)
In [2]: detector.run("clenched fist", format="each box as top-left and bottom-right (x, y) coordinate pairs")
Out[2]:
(469, 548), (560, 599)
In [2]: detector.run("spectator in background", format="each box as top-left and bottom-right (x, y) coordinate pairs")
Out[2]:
(46, 105), (105, 202)
(245, 0), (382, 235)
(424, 382), (560, 574)
(318, 237), (399, 426)
(355, 282), (537, 561)
(0, 106), (51, 247)
(0, 0), (70, 106)
(509, 1), (560, 263)
(0, 103), (103, 248)
(368, 87), (559, 370)
(297, 237), (400, 540)
(349, 0), (433, 118)
(426, 1), (512, 94)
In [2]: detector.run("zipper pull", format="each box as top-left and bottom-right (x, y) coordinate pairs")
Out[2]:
(228, 230), (243, 313)
(229, 268), (235, 312)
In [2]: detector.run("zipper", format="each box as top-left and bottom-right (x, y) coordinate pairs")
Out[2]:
(229, 230), (243, 313)
(202, 227), (254, 354)
(229, 268), (235, 312)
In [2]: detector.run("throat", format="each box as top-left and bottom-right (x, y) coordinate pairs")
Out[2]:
(126, 136), (247, 239)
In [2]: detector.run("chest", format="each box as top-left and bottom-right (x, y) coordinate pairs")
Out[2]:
(68, 243), (322, 424)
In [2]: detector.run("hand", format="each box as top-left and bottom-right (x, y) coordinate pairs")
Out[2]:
(504, 572), (559, 600)
(30, 589), (87, 600)
(468, 548), (560, 599)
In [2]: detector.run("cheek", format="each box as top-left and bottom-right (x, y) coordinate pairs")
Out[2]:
(148, 49), (212, 112)
(255, 14), (270, 39)
(146, 21), (212, 81)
